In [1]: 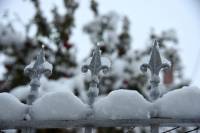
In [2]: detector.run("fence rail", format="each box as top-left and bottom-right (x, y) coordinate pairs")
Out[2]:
(1, 118), (200, 129)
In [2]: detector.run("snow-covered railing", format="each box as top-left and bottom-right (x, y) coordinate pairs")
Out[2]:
(0, 41), (200, 133)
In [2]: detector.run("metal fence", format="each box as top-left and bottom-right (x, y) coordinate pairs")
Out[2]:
(0, 41), (199, 133)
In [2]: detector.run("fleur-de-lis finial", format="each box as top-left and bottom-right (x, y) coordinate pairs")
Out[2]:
(140, 40), (170, 101)
(24, 45), (53, 105)
(23, 46), (53, 133)
(82, 42), (111, 105)
(82, 42), (110, 84)
(24, 45), (52, 79)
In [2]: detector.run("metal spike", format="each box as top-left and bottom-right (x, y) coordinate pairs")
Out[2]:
(82, 42), (110, 85)
(82, 42), (110, 104)
(140, 40), (170, 101)
(23, 46), (52, 133)
(33, 46), (45, 69)
(24, 46), (52, 79)
(24, 46), (53, 109)
(82, 42), (111, 133)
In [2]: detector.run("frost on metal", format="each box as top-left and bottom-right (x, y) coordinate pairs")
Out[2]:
(82, 42), (111, 106)
(140, 40), (170, 101)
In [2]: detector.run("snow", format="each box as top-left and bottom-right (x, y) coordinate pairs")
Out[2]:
(94, 89), (151, 119)
(42, 61), (53, 72)
(1, 129), (17, 133)
(10, 75), (87, 102)
(10, 85), (31, 100)
(0, 23), (25, 47)
(9, 77), (200, 120)
(101, 57), (111, 68)
(0, 93), (27, 120)
(111, 58), (127, 78)
(31, 92), (91, 120)
(0, 53), (7, 80)
(39, 75), (87, 101)
(25, 60), (53, 73)
(154, 86), (200, 118)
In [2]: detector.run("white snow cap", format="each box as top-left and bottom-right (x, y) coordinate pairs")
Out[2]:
(154, 86), (200, 118)
(24, 60), (53, 73)
(31, 92), (91, 120)
(0, 93), (27, 120)
(94, 89), (151, 119)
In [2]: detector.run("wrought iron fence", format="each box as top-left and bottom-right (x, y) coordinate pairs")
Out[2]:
(0, 41), (199, 133)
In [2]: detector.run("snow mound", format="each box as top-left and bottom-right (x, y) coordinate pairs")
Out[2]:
(32, 92), (91, 120)
(10, 85), (30, 100)
(94, 89), (151, 119)
(10, 75), (87, 102)
(154, 86), (200, 118)
(0, 93), (27, 120)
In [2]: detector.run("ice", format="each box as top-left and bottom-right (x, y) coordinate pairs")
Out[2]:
(154, 86), (200, 118)
(0, 93), (27, 120)
(31, 92), (91, 120)
(94, 89), (151, 119)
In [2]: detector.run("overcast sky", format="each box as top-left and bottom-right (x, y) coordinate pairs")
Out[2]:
(1, 0), (200, 87)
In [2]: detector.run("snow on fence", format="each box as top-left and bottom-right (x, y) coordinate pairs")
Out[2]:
(0, 41), (200, 133)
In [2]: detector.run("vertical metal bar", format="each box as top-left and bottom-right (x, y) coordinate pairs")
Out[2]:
(151, 125), (159, 133)
(82, 42), (111, 133)
(22, 47), (52, 133)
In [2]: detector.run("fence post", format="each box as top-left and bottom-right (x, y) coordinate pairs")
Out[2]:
(23, 46), (52, 133)
(140, 40), (170, 133)
(82, 42), (111, 133)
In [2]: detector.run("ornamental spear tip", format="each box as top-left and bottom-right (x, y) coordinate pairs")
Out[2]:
(33, 45), (45, 69)
(82, 42), (111, 106)
(24, 45), (52, 79)
(140, 40), (170, 101)
(82, 42), (110, 81)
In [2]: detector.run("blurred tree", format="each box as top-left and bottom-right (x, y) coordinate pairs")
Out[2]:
(84, 0), (189, 98)
(0, 0), (79, 91)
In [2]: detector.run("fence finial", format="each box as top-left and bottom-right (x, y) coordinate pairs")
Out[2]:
(24, 46), (52, 105)
(22, 46), (53, 133)
(82, 42), (110, 133)
(82, 42), (110, 105)
(140, 40), (170, 101)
